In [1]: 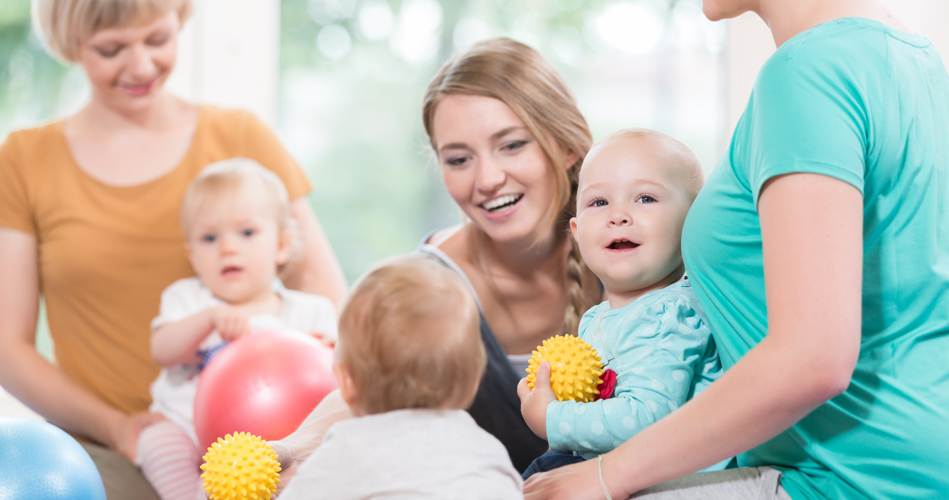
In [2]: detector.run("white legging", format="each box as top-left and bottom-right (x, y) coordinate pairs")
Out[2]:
(136, 420), (207, 500)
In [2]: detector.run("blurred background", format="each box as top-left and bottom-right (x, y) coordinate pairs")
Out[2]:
(3, 0), (948, 280)
(1, 1), (948, 416)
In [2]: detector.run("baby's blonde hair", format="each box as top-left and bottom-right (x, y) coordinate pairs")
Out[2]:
(336, 255), (485, 415)
(32, 0), (192, 62)
(589, 128), (705, 202)
(180, 158), (293, 239)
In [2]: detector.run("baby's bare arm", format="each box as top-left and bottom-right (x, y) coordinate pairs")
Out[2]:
(151, 307), (244, 366)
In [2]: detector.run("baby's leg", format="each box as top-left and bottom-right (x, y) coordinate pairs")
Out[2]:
(136, 420), (207, 500)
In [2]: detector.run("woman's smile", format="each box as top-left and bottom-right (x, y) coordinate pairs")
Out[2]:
(479, 193), (524, 221)
(117, 76), (158, 96)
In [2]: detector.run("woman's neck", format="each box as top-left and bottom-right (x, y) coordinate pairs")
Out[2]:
(71, 91), (194, 137)
(757, 0), (906, 47)
(471, 224), (569, 280)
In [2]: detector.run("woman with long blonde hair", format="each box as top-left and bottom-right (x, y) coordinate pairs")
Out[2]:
(271, 38), (602, 482)
(417, 37), (602, 471)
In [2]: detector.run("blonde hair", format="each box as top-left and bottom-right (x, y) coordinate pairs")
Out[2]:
(336, 255), (485, 415)
(181, 158), (293, 238)
(592, 128), (705, 202)
(32, 0), (192, 62)
(422, 37), (595, 335)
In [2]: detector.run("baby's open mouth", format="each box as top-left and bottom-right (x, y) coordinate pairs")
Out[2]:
(221, 266), (242, 275)
(481, 194), (523, 213)
(608, 239), (639, 250)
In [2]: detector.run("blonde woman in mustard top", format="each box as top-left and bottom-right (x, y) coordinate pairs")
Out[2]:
(0, 1), (346, 498)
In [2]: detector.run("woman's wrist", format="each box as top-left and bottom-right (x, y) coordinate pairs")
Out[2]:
(99, 407), (130, 450)
(598, 455), (614, 500)
(600, 450), (635, 499)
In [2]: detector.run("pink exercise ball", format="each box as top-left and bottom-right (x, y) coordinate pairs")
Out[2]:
(194, 329), (337, 451)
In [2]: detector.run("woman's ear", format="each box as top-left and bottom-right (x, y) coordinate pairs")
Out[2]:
(564, 151), (581, 170)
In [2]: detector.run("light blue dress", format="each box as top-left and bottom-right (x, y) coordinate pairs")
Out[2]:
(545, 280), (727, 470)
(683, 18), (949, 500)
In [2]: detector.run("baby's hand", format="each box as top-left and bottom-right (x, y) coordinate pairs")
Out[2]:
(210, 306), (250, 341)
(309, 332), (336, 348)
(517, 360), (556, 441)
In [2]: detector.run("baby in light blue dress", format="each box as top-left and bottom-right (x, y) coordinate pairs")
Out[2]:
(517, 129), (731, 477)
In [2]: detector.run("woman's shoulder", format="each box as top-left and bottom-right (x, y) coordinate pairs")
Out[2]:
(1, 121), (66, 161)
(196, 105), (261, 139)
(759, 18), (905, 84)
(419, 224), (465, 249)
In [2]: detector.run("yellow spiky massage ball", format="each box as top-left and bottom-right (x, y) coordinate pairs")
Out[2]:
(526, 335), (604, 403)
(200, 432), (281, 500)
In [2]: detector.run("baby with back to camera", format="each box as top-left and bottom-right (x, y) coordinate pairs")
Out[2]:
(518, 129), (731, 477)
(278, 254), (524, 500)
(136, 158), (337, 500)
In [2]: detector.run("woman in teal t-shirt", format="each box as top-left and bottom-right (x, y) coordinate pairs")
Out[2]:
(523, 1), (949, 499)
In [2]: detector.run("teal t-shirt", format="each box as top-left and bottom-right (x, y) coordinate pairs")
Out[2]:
(682, 18), (949, 500)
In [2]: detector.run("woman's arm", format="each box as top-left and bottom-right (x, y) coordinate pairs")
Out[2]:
(524, 173), (864, 499)
(0, 228), (162, 460)
(282, 198), (347, 306)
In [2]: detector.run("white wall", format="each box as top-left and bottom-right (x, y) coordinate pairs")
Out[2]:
(165, 0), (281, 126)
(724, 1), (949, 145)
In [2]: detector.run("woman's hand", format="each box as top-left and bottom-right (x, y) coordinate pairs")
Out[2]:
(517, 360), (556, 440)
(111, 412), (166, 462)
(268, 440), (298, 491)
(523, 457), (611, 500)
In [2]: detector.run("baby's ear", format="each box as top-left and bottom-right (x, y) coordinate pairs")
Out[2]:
(569, 217), (579, 242)
(333, 363), (360, 410)
(276, 228), (294, 266)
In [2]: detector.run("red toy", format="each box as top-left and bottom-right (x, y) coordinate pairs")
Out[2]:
(194, 330), (337, 451)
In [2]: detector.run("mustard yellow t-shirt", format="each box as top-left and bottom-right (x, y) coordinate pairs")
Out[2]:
(0, 106), (311, 415)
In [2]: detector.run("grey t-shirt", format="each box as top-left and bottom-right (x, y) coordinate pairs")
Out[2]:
(278, 409), (524, 499)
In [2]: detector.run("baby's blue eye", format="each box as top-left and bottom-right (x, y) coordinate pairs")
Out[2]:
(638, 195), (657, 204)
(242, 229), (256, 238)
(201, 234), (216, 243)
(590, 199), (608, 207)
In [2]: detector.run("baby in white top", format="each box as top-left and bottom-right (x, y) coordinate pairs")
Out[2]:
(137, 158), (336, 500)
(278, 255), (523, 500)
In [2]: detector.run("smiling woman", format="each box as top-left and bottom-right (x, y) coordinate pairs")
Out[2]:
(0, 0), (345, 498)
(414, 38), (604, 471)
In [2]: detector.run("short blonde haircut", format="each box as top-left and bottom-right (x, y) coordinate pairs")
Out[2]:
(32, 0), (192, 62)
(180, 158), (293, 240)
(591, 128), (705, 202)
(337, 255), (485, 415)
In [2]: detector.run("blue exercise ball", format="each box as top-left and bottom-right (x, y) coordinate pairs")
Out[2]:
(0, 417), (106, 500)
